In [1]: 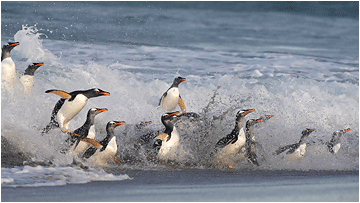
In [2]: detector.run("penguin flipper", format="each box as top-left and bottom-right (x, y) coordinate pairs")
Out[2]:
(275, 144), (295, 155)
(81, 138), (102, 149)
(45, 89), (71, 99)
(82, 146), (98, 158)
(178, 96), (186, 113)
(215, 134), (236, 149)
(158, 91), (168, 107)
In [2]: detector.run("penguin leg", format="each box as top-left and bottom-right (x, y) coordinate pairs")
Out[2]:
(45, 89), (71, 99)
(113, 155), (121, 166)
(178, 96), (186, 113)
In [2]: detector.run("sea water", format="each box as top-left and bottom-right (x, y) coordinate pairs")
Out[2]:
(1, 1), (358, 192)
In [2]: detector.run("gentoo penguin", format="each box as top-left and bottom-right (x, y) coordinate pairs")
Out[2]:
(61, 108), (108, 155)
(245, 118), (263, 166)
(1, 42), (20, 91)
(42, 88), (110, 134)
(153, 111), (186, 160)
(326, 128), (350, 154)
(19, 62), (43, 94)
(275, 128), (315, 160)
(81, 121), (126, 166)
(245, 115), (273, 166)
(158, 77), (186, 113)
(214, 109), (254, 168)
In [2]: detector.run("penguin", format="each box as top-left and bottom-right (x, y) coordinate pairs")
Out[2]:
(42, 88), (110, 134)
(81, 121), (126, 166)
(214, 109), (254, 168)
(61, 108), (108, 155)
(153, 111), (186, 160)
(275, 128), (315, 160)
(245, 118), (263, 166)
(19, 62), (43, 94)
(158, 77), (186, 113)
(244, 115), (273, 166)
(326, 128), (350, 154)
(1, 42), (20, 91)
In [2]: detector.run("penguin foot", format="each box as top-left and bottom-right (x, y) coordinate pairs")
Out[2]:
(226, 163), (236, 169)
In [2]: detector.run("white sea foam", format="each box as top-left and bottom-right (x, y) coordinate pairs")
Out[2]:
(1, 23), (358, 185)
(1, 166), (131, 188)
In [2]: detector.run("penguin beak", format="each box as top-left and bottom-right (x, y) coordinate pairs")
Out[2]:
(115, 121), (126, 126)
(10, 42), (20, 47)
(266, 115), (274, 119)
(144, 121), (152, 125)
(179, 78), (186, 82)
(169, 111), (180, 116)
(97, 108), (108, 112)
(255, 119), (262, 123)
(34, 63), (44, 67)
(344, 128), (350, 133)
(245, 109), (255, 114)
(308, 129), (315, 132)
(99, 91), (110, 96)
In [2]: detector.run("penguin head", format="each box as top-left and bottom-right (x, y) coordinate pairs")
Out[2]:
(24, 62), (44, 76)
(300, 128), (315, 143)
(246, 118), (263, 128)
(161, 111), (181, 125)
(106, 120), (126, 131)
(334, 128), (350, 138)
(2, 42), (19, 52)
(84, 88), (110, 98)
(263, 115), (274, 121)
(236, 109), (254, 120)
(136, 121), (152, 129)
(172, 77), (186, 87)
(88, 107), (108, 117)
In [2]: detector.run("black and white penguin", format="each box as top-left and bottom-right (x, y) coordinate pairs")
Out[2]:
(326, 128), (350, 154)
(245, 118), (263, 166)
(275, 128), (315, 160)
(19, 62), (43, 94)
(81, 120), (126, 166)
(42, 88), (110, 134)
(1, 42), (20, 91)
(153, 111), (186, 160)
(158, 77), (186, 113)
(214, 109), (254, 168)
(244, 115), (273, 166)
(61, 108), (108, 155)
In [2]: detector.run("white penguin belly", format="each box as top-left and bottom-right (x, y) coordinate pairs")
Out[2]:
(333, 143), (341, 154)
(286, 144), (306, 160)
(162, 88), (179, 111)
(158, 128), (180, 159)
(1, 58), (16, 90)
(19, 75), (34, 94)
(58, 94), (88, 130)
(74, 126), (96, 155)
(88, 137), (117, 166)
(219, 128), (246, 157)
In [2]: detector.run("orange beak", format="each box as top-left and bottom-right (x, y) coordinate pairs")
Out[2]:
(10, 42), (20, 46)
(115, 121), (126, 126)
(97, 108), (108, 112)
(246, 109), (255, 114)
(35, 63), (44, 67)
(99, 91), (110, 96)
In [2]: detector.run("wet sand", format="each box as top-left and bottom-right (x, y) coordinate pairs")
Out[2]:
(2, 169), (358, 202)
